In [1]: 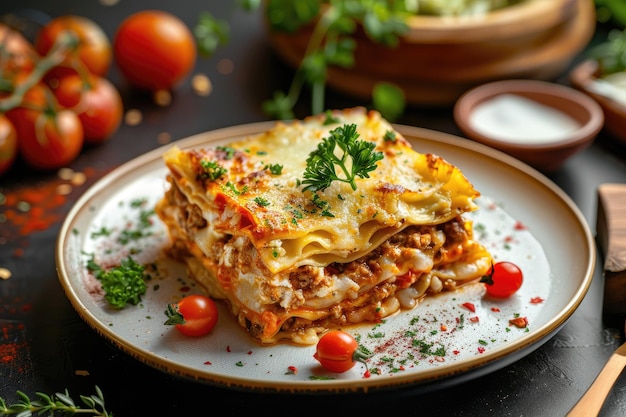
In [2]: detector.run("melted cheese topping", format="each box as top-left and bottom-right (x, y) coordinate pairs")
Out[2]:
(163, 108), (480, 275)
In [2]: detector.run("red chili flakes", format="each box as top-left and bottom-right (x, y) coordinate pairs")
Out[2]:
(204, 360), (212, 365)
(453, 350), (460, 355)
(440, 324), (447, 332)
(514, 221), (527, 230)
(226, 345), (231, 352)
(461, 302), (475, 312)
(509, 317), (529, 328)
(469, 316), (480, 323)
(247, 350), (253, 355)
(0, 167), (102, 245)
(363, 369), (371, 378)
(530, 296), (544, 304)
(477, 346), (485, 354)
(286, 365), (297, 375)
(490, 307), (500, 312)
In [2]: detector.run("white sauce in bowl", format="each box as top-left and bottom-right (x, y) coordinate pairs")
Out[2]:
(468, 94), (581, 144)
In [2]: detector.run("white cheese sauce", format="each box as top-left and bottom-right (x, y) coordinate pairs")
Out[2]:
(468, 94), (581, 144)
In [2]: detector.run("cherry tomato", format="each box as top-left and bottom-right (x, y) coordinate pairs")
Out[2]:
(35, 15), (112, 77)
(113, 10), (196, 91)
(480, 261), (524, 298)
(6, 83), (84, 170)
(0, 114), (18, 176)
(314, 330), (370, 373)
(53, 73), (123, 143)
(164, 294), (218, 337)
(0, 23), (37, 78)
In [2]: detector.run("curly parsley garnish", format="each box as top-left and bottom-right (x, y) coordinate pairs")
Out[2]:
(86, 255), (147, 309)
(301, 123), (383, 192)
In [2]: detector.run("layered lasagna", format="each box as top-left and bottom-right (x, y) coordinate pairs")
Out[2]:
(156, 108), (492, 345)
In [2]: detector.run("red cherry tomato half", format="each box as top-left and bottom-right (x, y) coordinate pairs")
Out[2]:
(314, 330), (370, 373)
(53, 73), (123, 143)
(480, 261), (523, 298)
(164, 294), (218, 337)
(35, 15), (112, 77)
(113, 10), (196, 91)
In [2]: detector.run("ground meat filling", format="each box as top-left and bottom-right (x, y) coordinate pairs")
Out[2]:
(163, 177), (473, 339)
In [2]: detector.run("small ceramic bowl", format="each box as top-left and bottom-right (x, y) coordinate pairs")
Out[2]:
(453, 79), (604, 173)
(570, 59), (626, 147)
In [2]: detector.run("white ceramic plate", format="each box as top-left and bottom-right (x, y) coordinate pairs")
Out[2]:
(56, 122), (595, 394)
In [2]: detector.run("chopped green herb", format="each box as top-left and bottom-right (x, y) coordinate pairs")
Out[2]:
(322, 110), (340, 125)
(200, 159), (227, 180)
(86, 255), (147, 309)
(383, 130), (397, 142)
(264, 163), (283, 175)
(216, 145), (237, 159)
(254, 196), (270, 207)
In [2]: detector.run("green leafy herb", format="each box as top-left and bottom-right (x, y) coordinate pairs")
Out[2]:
(216, 145), (237, 159)
(322, 109), (341, 125)
(254, 196), (270, 206)
(589, 28), (626, 75)
(261, 0), (410, 119)
(194, 11), (230, 57)
(301, 123), (383, 192)
(372, 82), (405, 121)
(199, 159), (227, 180)
(264, 163), (283, 175)
(0, 386), (111, 416)
(595, 0), (626, 28)
(87, 255), (147, 309)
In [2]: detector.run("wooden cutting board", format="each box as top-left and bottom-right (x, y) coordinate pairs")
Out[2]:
(597, 183), (626, 317)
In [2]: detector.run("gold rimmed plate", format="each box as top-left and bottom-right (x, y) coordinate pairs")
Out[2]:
(56, 122), (595, 393)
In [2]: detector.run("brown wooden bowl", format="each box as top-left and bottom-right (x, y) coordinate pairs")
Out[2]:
(267, 0), (596, 106)
(570, 59), (626, 146)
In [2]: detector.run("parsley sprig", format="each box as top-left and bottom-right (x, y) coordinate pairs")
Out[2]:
(301, 123), (383, 192)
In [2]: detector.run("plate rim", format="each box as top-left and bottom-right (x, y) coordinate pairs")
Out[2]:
(55, 121), (596, 394)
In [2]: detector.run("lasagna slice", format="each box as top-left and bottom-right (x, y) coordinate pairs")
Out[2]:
(156, 108), (492, 345)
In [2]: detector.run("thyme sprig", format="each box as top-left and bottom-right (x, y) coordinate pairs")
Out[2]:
(0, 386), (111, 416)
(301, 123), (383, 192)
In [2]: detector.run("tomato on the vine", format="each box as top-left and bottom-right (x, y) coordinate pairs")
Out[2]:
(113, 10), (196, 91)
(0, 24), (37, 78)
(52, 73), (123, 143)
(164, 294), (219, 337)
(480, 261), (524, 298)
(0, 114), (18, 176)
(35, 15), (112, 77)
(6, 82), (84, 170)
(314, 330), (370, 373)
